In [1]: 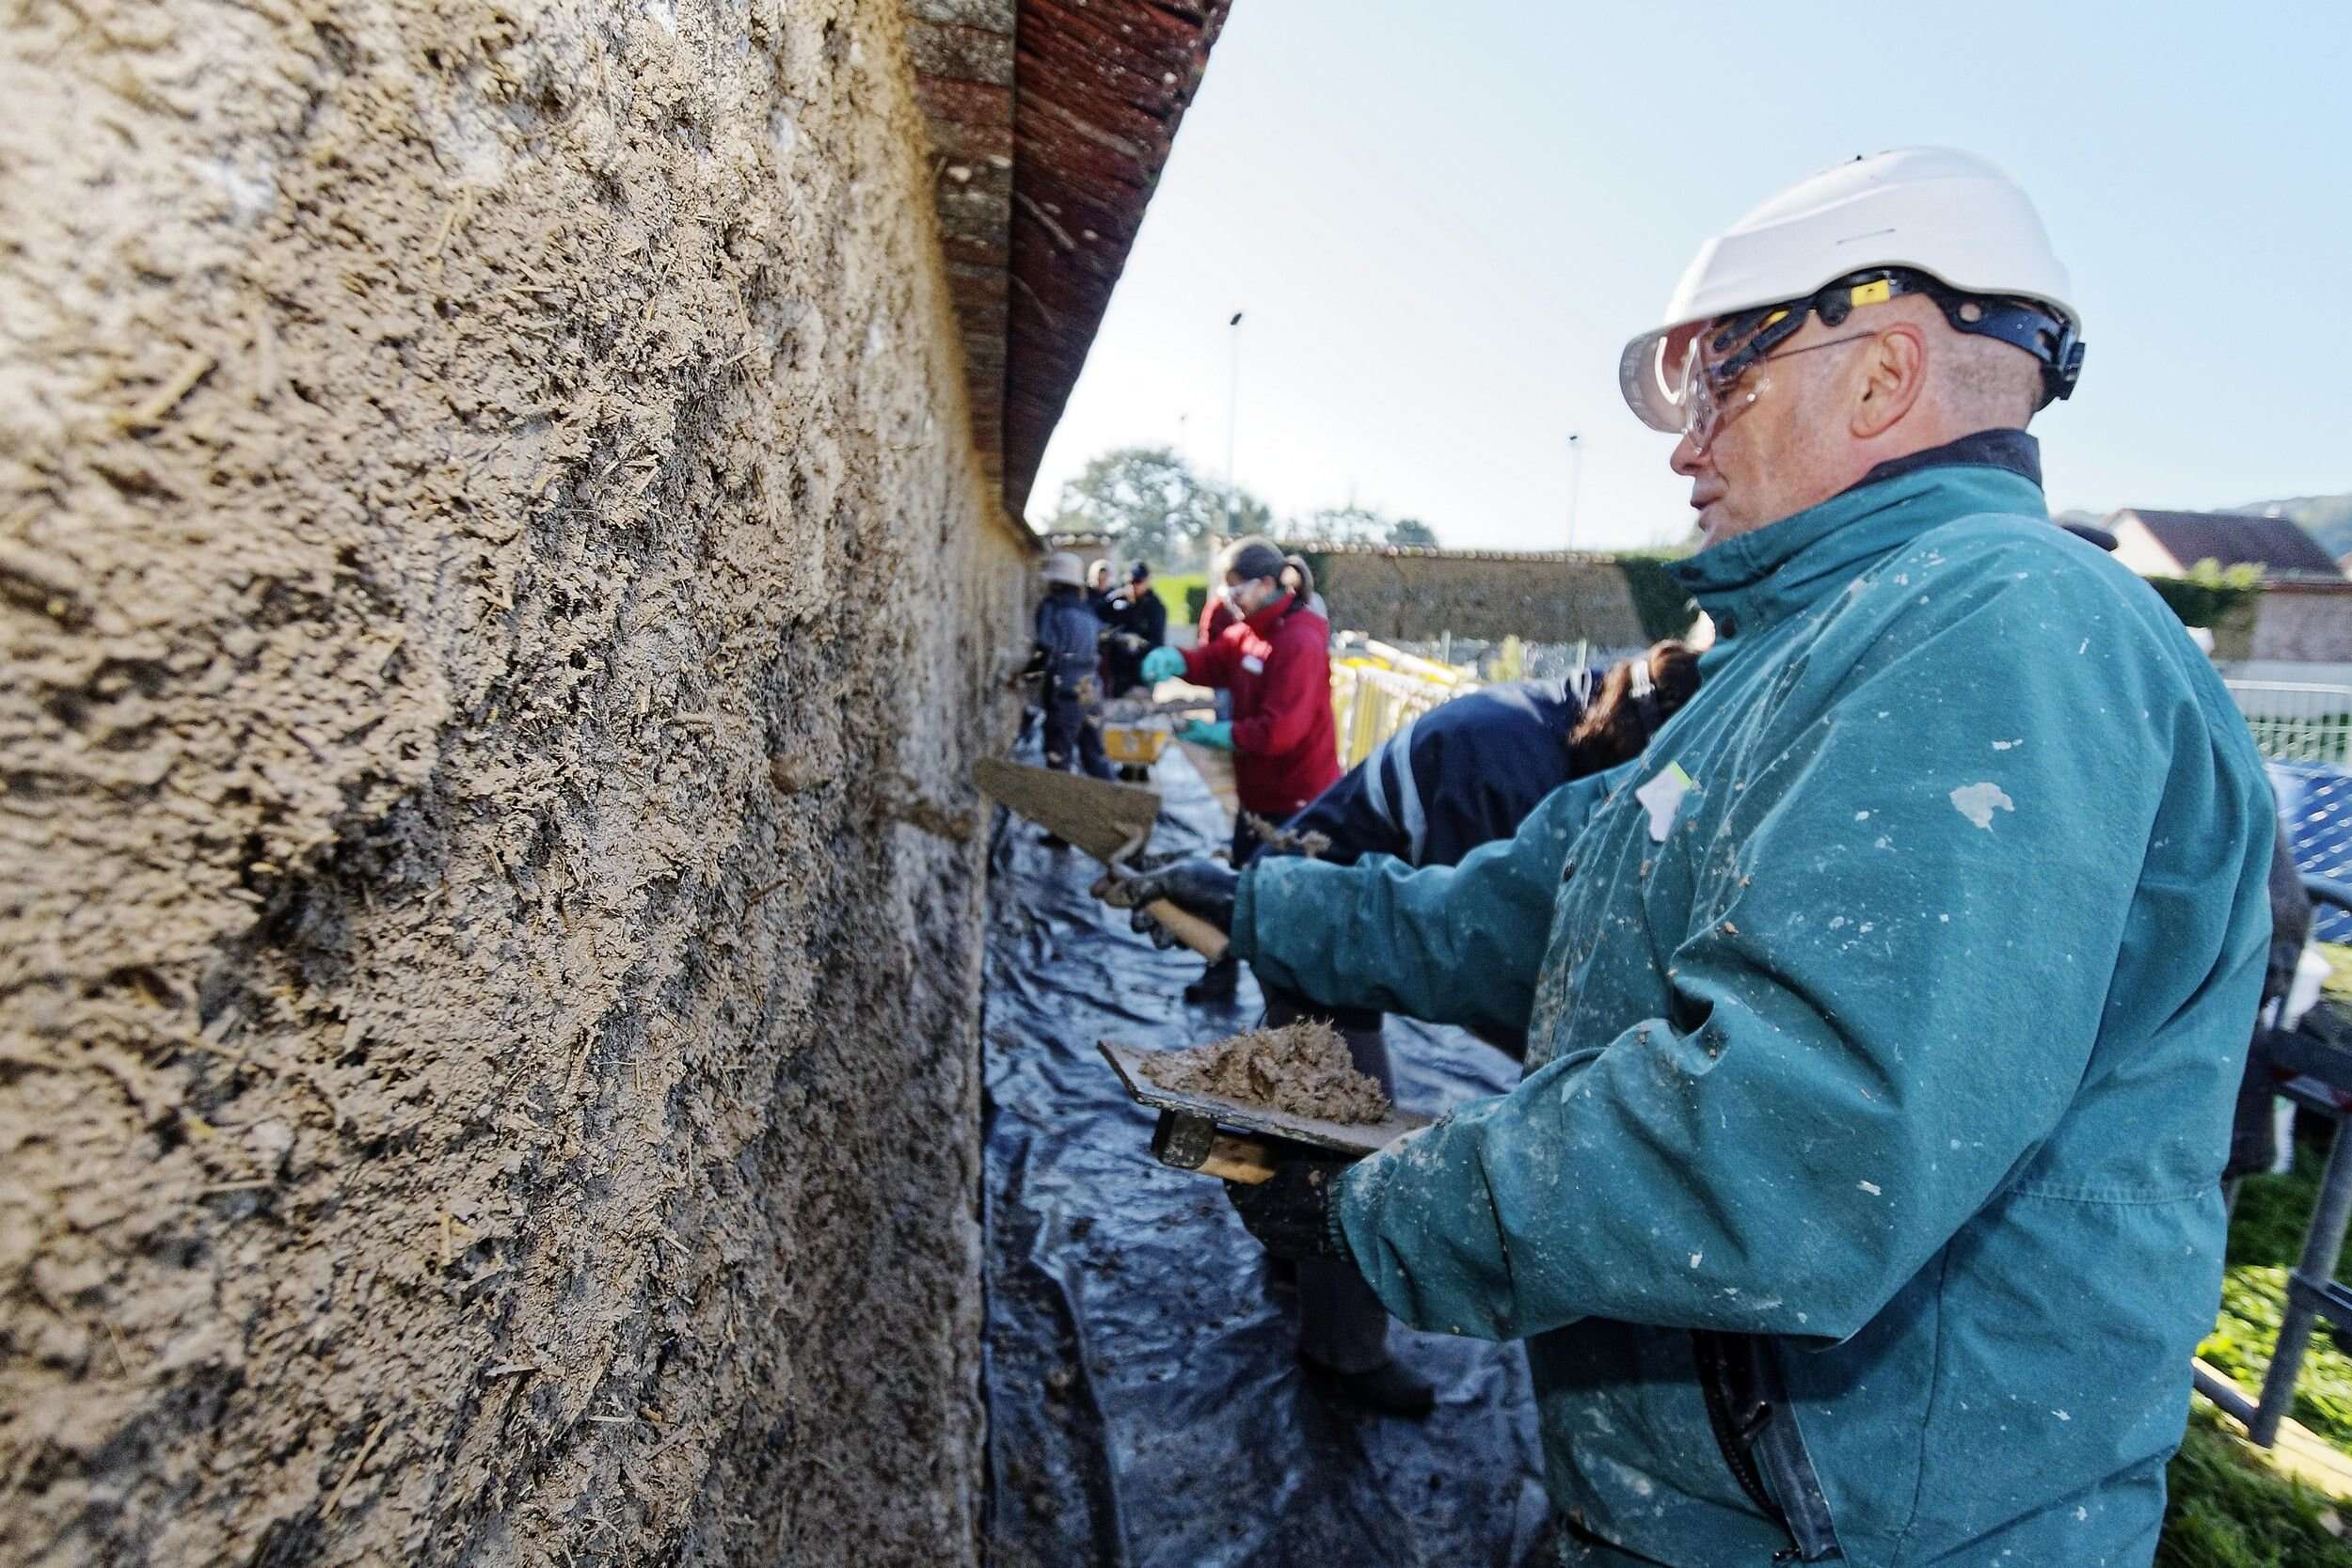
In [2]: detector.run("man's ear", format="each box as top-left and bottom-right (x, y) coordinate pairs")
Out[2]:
(1851, 324), (1929, 438)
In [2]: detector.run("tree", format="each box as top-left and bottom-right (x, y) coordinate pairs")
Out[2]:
(1048, 446), (1268, 566)
(1292, 503), (1388, 546)
(1387, 515), (1438, 547)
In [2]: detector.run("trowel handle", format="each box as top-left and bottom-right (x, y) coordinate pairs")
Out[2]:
(1191, 1135), (1276, 1184)
(1151, 1110), (1277, 1184)
(1146, 899), (1231, 962)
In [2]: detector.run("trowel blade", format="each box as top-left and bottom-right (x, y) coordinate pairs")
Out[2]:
(975, 756), (1161, 863)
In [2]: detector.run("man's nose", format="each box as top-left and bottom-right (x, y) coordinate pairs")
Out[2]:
(1670, 432), (1709, 478)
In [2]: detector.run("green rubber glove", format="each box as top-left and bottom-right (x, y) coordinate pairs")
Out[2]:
(1178, 719), (1233, 750)
(1141, 646), (1186, 683)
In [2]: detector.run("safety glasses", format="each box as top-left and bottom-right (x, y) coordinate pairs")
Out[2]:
(1671, 326), (1877, 454)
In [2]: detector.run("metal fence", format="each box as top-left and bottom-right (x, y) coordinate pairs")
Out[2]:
(2227, 681), (2352, 766)
(1329, 661), (1462, 768)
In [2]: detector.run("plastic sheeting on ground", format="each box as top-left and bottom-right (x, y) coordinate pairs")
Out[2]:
(979, 742), (1551, 1568)
(2275, 761), (2352, 942)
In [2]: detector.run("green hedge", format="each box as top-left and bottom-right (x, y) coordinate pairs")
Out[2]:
(1615, 555), (1698, 642)
(2148, 577), (2260, 631)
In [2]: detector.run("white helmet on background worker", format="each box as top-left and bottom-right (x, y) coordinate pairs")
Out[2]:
(1041, 551), (1086, 588)
(1619, 148), (2085, 438)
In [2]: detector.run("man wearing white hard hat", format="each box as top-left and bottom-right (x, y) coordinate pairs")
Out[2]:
(1120, 150), (2273, 1564)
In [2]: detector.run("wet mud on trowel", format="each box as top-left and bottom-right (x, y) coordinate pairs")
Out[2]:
(978, 737), (1549, 1568)
(1098, 1041), (1432, 1184)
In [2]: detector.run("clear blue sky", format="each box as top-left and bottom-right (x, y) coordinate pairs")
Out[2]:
(1028, 0), (2352, 553)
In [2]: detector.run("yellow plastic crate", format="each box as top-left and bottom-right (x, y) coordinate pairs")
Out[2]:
(1100, 722), (1171, 766)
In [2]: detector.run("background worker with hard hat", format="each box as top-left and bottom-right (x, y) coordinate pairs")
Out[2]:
(1122, 149), (2274, 1566)
(1028, 550), (1117, 784)
(1138, 536), (1339, 1002)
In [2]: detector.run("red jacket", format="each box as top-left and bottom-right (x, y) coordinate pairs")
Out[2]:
(1199, 594), (1238, 645)
(1180, 591), (1340, 816)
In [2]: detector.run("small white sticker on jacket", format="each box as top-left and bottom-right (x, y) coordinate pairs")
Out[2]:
(1635, 762), (1694, 842)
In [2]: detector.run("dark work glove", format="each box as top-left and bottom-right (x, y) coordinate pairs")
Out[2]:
(1107, 856), (1238, 946)
(1226, 1154), (1353, 1261)
(1087, 850), (1182, 904)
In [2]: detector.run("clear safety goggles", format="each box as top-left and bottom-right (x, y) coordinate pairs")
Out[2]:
(1665, 317), (1875, 454)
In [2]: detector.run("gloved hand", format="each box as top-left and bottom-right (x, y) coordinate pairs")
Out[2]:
(1087, 850), (1184, 903)
(1226, 1153), (1354, 1261)
(1109, 631), (1151, 654)
(1140, 646), (1187, 684)
(1177, 719), (1233, 750)
(1107, 855), (1238, 944)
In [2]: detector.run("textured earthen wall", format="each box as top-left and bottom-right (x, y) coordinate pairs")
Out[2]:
(0, 0), (1025, 1561)
(1311, 554), (1648, 646)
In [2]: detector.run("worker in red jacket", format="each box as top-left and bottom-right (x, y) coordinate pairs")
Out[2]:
(1141, 536), (1340, 1001)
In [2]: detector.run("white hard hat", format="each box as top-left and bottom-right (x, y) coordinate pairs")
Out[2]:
(1041, 551), (1085, 588)
(1619, 148), (2084, 434)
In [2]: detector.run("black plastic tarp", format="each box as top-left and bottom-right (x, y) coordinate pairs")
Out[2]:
(979, 744), (1551, 1567)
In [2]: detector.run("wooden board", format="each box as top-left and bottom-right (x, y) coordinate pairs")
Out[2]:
(1175, 740), (1240, 822)
(1099, 1041), (1431, 1159)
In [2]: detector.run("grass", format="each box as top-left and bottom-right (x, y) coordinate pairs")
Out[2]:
(2160, 1413), (2351, 1567)
(2320, 944), (2352, 1006)
(2161, 1125), (2352, 1564)
(1152, 573), (1204, 629)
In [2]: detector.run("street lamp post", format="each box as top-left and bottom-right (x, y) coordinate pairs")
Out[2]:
(1565, 431), (1584, 553)
(1220, 310), (1244, 554)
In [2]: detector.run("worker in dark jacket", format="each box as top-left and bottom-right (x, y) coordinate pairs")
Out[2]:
(1140, 536), (1339, 1001)
(1292, 647), (1697, 876)
(1103, 561), (1168, 696)
(1248, 642), (1701, 1417)
(1030, 550), (1116, 784)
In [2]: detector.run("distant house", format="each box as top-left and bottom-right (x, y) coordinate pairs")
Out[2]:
(2101, 509), (2352, 665)
(2105, 508), (2347, 581)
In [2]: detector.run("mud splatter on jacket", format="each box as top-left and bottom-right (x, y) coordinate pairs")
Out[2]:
(1230, 443), (2274, 1566)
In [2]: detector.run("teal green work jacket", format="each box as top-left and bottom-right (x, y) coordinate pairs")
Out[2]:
(1231, 448), (2274, 1566)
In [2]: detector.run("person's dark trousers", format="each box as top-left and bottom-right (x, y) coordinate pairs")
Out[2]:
(1260, 982), (1396, 1374)
(1187, 817), (1259, 1001)
(1042, 697), (1116, 780)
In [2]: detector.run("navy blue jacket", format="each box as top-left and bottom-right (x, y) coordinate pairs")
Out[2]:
(1032, 591), (1103, 701)
(1287, 676), (1597, 868)
(1103, 588), (1169, 693)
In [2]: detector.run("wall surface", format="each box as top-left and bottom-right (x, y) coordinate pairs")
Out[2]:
(0, 0), (1025, 1561)
(2250, 586), (2352, 664)
(1310, 554), (1649, 647)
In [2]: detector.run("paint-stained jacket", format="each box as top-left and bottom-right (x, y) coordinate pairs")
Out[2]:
(1179, 590), (1340, 816)
(1228, 448), (2274, 1567)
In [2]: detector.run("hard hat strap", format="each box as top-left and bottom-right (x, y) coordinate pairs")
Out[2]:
(1705, 268), (2083, 409)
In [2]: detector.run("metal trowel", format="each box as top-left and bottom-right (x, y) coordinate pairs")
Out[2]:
(1097, 1041), (1433, 1185)
(975, 756), (1231, 960)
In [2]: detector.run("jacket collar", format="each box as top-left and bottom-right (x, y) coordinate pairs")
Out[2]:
(1667, 429), (2047, 639)
(1852, 426), (2041, 492)
(1242, 589), (1299, 636)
